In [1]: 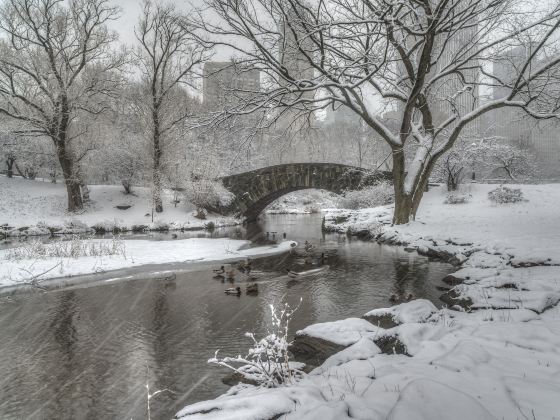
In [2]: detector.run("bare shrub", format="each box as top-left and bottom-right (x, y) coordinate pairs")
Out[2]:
(338, 181), (394, 210)
(209, 301), (303, 387)
(184, 179), (234, 212)
(4, 235), (126, 261)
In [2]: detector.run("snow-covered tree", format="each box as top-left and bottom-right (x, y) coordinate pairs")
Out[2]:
(196, 0), (560, 224)
(0, 0), (125, 211)
(80, 84), (151, 193)
(434, 137), (536, 190)
(134, 0), (210, 213)
(1, 122), (58, 181)
(481, 140), (536, 181)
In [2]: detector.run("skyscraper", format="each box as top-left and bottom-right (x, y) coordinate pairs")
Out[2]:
(491, 46), (560, 179)
(203, 62), (261, 111)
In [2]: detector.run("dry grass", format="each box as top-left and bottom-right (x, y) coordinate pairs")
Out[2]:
(4, 235), (126, 261)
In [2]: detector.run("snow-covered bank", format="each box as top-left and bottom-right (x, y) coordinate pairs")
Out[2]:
(264, 189), (339, 215)
(175, 183), (560, 420)
(0, 176), (240, 237)
(0, 238), (296, 291)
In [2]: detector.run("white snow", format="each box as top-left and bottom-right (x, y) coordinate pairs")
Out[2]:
(265, 189), (339, 214)
(364, 299), (438, 324)
(176, 183), (560, 420)
(0, 176), (239, 234)
(0, 238), (296, 290)
(296, 317), (383, 346)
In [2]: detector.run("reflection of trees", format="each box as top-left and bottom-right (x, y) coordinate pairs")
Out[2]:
(149, 278), (175, 418)
(47, 290), (85, 418)
(391, 252), (430, 298)
(49, 291), (78, 361)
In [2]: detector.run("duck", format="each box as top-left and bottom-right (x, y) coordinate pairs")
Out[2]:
(225, 286), (241, 295)
(237, 259), (252, 273)
(246, 283), (259, 295)
(313, 253), (327, 266)
(406, 293), (415, 301)
(389, 294), (399, 303)
(213, 266), (225, 278)
(225, 266), (236, 279)
(171, 233), (178, 239)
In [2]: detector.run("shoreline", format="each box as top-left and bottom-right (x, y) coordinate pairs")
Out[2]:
(0, 218), (242, 239)
(0, 239), (297, 296)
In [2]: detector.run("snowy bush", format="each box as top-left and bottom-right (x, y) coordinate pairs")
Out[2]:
(444, 193), (471, 204)
(209, 301), (303, 388)
(338, 181), (394, 209)
(184, 179), (235, 212)
(488, 186), (526, 204)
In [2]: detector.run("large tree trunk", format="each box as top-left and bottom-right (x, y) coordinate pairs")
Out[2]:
(76, 169), (90, 202)
(391, 147), (432, 225)
(152, 109), (163, 213)
(6, 157), (14, 178)
(392, 148), (414, 224)
(56, 143), (83, 212)
(152, 168), (163, 213)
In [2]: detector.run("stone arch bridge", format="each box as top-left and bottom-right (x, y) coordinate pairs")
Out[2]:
(219, 163), (392, 222)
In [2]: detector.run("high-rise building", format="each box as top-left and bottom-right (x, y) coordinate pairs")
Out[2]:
(395, 22), (481, 135)
(491, 46), (560, 179)
(201, 62), (262, 173)
(203, 61), (260, 111)
(278, 12), (314, 88)
(273, 13), (318, 163)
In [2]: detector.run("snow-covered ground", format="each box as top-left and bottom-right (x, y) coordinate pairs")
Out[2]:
(0, 176), (239, 236)
(0, 238), (296, 291)
(176, 183), (560, 420)
(265, 189), (340, 214)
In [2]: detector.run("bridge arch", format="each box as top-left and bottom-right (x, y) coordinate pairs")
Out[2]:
(220, 163), (391, 222)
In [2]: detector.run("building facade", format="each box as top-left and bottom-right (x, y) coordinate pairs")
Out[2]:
(202, 61), (261, 111)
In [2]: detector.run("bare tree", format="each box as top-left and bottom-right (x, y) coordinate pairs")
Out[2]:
(134, 0), (210, 213)
(197, 0), (560, 223)
(0, 0), (125, 211)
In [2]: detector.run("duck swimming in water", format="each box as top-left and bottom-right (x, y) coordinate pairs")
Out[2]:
(225, 286), (241, 295)
(213, 266), (225, 278)
(225, 266), (236, 279)
(246, 283), (259, 295)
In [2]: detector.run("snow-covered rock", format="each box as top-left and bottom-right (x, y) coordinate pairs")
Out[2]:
(364, 299), (438, 326)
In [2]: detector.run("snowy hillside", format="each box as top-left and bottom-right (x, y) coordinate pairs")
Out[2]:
(0, 176), (239, 235)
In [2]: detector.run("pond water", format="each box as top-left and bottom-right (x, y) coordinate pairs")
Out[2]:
(0, 214), (454, 420)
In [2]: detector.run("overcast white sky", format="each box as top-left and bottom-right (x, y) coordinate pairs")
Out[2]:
(109, 1), (199, 45)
